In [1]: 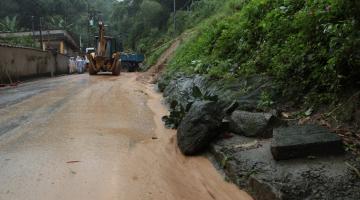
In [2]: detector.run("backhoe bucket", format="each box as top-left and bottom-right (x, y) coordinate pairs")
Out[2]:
(86, 54), (98, 75)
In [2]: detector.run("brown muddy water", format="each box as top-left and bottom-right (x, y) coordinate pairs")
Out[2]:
(0, 73), (252, 200)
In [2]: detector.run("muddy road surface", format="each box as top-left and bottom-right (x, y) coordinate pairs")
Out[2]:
(0, 73), (252, 200)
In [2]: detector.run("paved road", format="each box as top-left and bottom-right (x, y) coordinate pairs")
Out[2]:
(0, 73), (252, 200)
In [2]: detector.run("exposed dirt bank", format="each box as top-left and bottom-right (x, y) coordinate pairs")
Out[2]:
(137, 38), (181, 84)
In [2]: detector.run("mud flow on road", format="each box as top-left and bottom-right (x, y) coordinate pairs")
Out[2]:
(0, 73), (252, 200)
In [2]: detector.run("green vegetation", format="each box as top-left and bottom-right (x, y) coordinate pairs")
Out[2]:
(258, 91), (274, 110)
(0, 0), (221, 56)
(142, 41), (172, 70)
(0, 0), (359, 107)
(0, 16), (23, 32)
(166, 0), (360, 105)
(0, 0), (115, 47)
(0, 36), (39, 48)
(110, 0), (221, 54)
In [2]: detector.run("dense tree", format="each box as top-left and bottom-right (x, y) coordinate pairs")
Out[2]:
(109, 0), (196, 51)
(0, 0), (196, 49)
(140, 0), (165, 28)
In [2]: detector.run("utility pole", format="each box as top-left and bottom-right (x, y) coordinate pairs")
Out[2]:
(79, 35), (82, 52)
(173, 0), (176, 36)
(31, 16), (35, 44)
(87, 0), (90, 47)
(39, 17), (44, 50)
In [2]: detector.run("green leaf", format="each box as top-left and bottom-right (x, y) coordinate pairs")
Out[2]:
(304, 108), (313, 116)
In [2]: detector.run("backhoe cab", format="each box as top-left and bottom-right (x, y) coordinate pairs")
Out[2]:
(86, 21), (121, 75)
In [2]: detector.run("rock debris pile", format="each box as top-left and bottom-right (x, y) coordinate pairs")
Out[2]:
(159, 74), (360, 200)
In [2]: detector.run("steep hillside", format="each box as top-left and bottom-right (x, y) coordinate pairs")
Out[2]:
(156, 0), (360, 155)
(166, 0), (360, 105)
(149, 2), (360, 198)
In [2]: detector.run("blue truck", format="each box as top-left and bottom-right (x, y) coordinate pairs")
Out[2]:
(120, 53), (145, 72)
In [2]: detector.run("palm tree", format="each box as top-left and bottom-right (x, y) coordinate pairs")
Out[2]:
(0, 16), (20, 32)
(47, 16), (74, 30)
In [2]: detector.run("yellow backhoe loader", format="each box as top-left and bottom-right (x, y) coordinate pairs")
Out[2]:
(86, 21), (121, 75)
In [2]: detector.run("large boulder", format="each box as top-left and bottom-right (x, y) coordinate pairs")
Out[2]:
(162, 74), (275, 112)
(177, 101), (224, 155)
(229, 110), (276, 138)
(271, 124), (344, 160)
(163, 75), (208, 109)
(210, 134), (359, 200)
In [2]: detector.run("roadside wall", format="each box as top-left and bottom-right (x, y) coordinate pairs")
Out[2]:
(55, 54), (70, 75)
(0, 44), (69, 83)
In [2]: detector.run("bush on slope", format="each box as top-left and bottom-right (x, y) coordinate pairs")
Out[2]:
(167, 0), (360, 105)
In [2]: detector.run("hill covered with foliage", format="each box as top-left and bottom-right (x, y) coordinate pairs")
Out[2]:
(163, 0), (360, 107)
